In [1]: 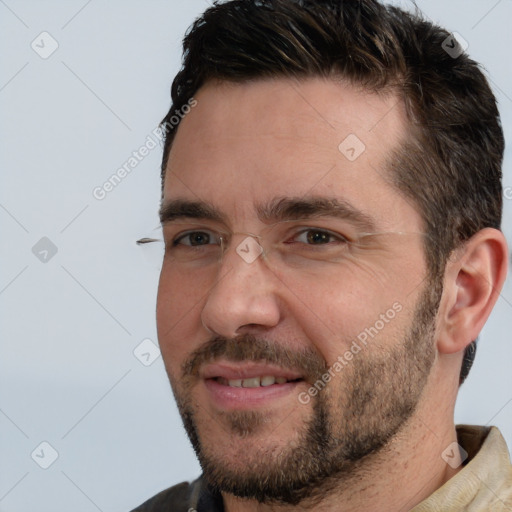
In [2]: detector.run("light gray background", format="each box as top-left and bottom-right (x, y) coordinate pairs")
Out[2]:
(0, 1), (511, 511)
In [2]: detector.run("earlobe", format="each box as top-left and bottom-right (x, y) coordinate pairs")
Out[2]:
(437, 228), (508, 355)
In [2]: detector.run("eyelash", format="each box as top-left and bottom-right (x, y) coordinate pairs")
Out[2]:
(291, 229), (349, 246)
(171, 231), (220, 247)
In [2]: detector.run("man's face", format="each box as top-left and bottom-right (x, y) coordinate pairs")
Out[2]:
(157, 78), (438, 504)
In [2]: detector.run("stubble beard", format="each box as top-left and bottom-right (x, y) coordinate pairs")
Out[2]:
(169, 280), (440, 506)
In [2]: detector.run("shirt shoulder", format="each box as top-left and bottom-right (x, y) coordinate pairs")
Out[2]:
(413, 425), (512, 511)
(130, 476), (224, 512)
(130, 481), (193, 512)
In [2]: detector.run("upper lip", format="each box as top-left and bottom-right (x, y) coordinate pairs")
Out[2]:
(200, 361), (304, 381)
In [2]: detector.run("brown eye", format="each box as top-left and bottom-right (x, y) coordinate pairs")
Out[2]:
(294, 229), (346, 245)
(174, 231), (213, 246)
(306, 230), (331, 244)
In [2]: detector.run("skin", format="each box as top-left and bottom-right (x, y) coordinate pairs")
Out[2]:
(156, 78), (508, 511)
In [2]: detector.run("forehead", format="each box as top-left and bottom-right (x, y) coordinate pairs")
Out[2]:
(164, 77), (422, 233)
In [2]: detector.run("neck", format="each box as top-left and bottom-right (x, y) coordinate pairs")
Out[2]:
(223, 376), (460, 511)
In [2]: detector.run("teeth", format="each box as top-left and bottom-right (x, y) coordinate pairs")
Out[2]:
(242, 377), (261, 388)
(260, 376), (276, 386)
(223, 376), (291, 387)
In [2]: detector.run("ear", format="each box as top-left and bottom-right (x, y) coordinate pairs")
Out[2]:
(437, 228), (508, 355)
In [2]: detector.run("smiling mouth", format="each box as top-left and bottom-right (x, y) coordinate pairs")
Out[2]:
(215, 376), (303, 388)
(200, 362), (306, 409)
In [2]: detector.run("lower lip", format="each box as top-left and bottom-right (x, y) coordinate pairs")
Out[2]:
(204, 378), (302, 410)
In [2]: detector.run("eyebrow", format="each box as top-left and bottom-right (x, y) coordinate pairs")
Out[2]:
(159, 196), (378, 232)
(160, 199), (226, 224)
(256, 197), (378, 232)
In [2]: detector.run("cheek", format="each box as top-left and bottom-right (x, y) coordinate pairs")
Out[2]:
(285, 261), (416, 365)
(156, 266), (206, 373)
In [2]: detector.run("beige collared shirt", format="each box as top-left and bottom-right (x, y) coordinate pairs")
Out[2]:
(413, 425), (512, 511)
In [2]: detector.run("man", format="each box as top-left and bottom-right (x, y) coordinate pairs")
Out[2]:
(133, 0), (512, 510)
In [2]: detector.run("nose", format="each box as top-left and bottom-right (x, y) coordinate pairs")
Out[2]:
(200, 238), (281, 338)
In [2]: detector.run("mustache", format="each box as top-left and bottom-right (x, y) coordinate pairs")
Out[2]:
(182, 334), (328, 383)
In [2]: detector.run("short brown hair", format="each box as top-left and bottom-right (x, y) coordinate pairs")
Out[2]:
(160, 0), (504, 384)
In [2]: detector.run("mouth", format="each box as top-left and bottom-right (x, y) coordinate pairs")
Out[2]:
(215, 375), (301, 387)
(200, 362), (306, 410)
